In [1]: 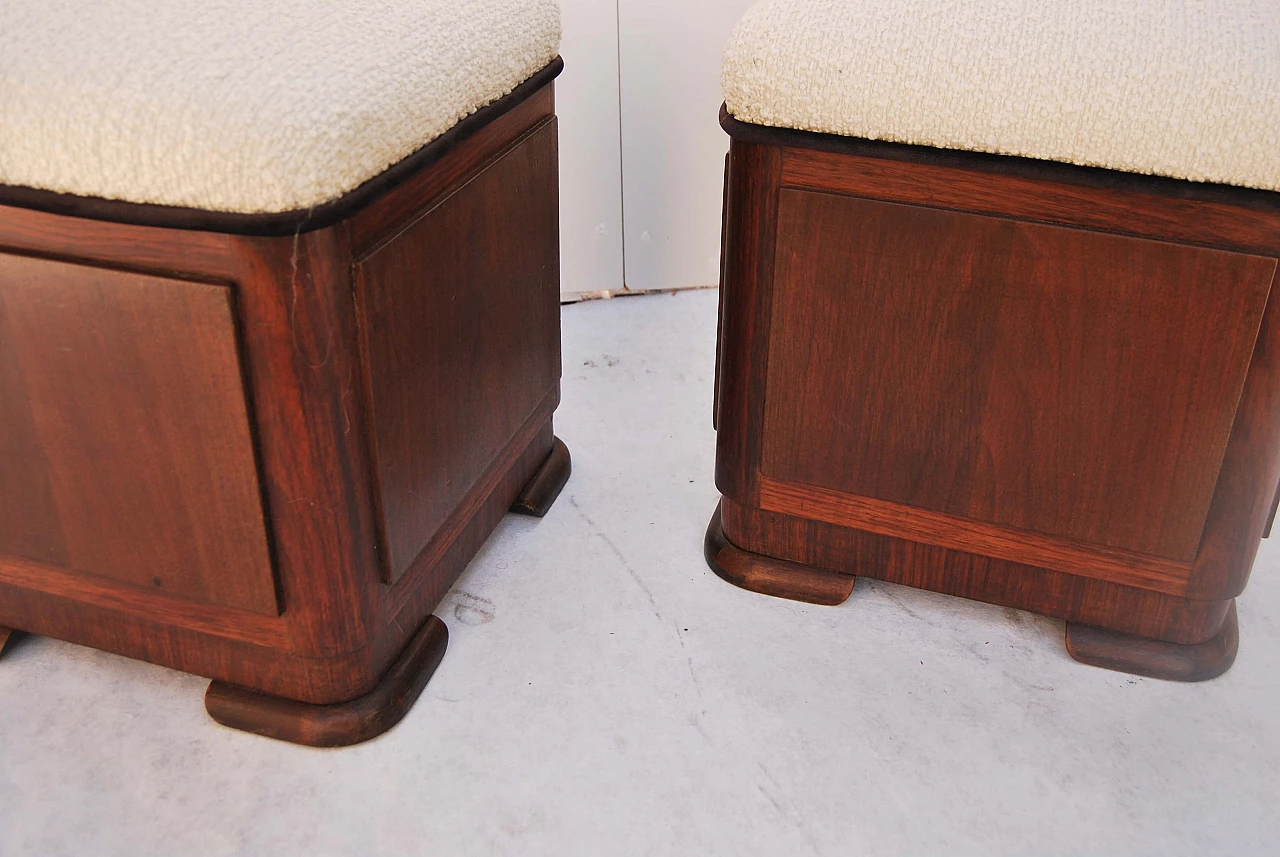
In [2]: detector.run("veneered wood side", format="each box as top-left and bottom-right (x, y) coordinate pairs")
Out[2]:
(762, 190), (1275, 563)
(348, 88), (555, 255)
(0, 253), (277, 615)
(714, 140), (781, 503)
(721, 498), (1233, 646)
(781, 147), (1280, 255)
(0, 79), (563, 707)
(759, 477), (1190, 595)
(1188, 264), (1280, 599)
(355, 120), (561, 584)
(0, 306), (65, 564)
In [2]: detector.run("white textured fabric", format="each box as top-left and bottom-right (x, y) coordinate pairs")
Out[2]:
(723, 0), (1280, 191)
(0, 0), (560, 213)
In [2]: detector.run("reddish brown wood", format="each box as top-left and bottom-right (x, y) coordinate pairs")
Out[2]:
(1067, 602), (1238, 682)
(723, 498), (1233, 646)
(759, 478), (1190, 595)
(356, 120), (560, 582)
(1265, 481), (1280, 539)
(714, 142), (781, 504)
(206, 614), (448, 746)
(780, 146), (1280, 256)
(705, 503), (855, 606)
(763, 191), (1272, 563)
(0, 69), (566, 734)
(712, 114), (1280, 678)
(1187, 263), (1280, 599)
(713, 154), (730, 432)
(0, 626), (12, 656)
(510, 437), (572, 517)
(0, 254), (277, 615)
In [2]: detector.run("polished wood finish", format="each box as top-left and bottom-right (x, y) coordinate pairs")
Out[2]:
(721, 498), (1233, 645)
(777, 136), (1280, 256)
(0, 626), (11, 656)
(0, 254), (277, 615)
(206, 615), (448, 746)
(510, 437), (572, 517)
(705, 503), (855, 606)
(711, 109), (1280, 679)
(1067, 603), (1239, 682)
(0, 67), (566, 733)
(764, 191), (1272, 563)
(356, 120), (560, 583)
(759, 478), (1190, 595)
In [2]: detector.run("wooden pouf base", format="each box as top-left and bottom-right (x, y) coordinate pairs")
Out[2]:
(510, 437), (573, 518)
(204, 441), (569, 746)
(709, 110), (1280, 682)
(1066, 603), (1239, 682)
(206, 615), (450, 747)
(704, 503), (855, 606)
(0, 62), (569, 739)
(708, 502), (1241, 682)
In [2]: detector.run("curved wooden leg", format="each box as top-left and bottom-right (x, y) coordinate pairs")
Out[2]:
(0, 626), (12, 657)
(206, 615), (448, 747)
(704, 501), (856, 606)
(510, 436), (571, 517)
(1066, 601), (1239, 682)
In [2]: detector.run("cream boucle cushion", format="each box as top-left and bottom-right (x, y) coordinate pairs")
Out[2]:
(723, 0), (1279, 192)
(0, 0), (560, 213)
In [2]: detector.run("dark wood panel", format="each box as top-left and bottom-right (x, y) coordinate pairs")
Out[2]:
(762, 190), (1274, 561)
(1188, 264), (1280, 599)
(387, 406), (555, 616)
(714, 140), (781, 503)
(759, 477), (1190, 595)
(0, 253), (278, 615)
(722, 498), (1233, 646)
(356, 120), (561, 584)
(780, 146), (1280, 255)
(0, 78), (564, 714)
(0, 553), (288, 646)
(723, 107), (1280, 220)
(0, 206), (238, 281)
(0, 291), (66, 565)
(349, 89), (556, 254)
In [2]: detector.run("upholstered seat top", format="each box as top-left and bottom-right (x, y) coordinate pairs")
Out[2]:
(0, 0), (560, 213)
(722, 0), (1279, 191)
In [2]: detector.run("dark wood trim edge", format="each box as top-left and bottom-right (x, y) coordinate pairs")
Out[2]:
(704, 502), (856, 606)
(1066, 601), (1238, 681)
(757, 477), (1193, 596)
(720, 105), (1280, 215)
(509, 436), (571, 517)
(0, 59), (564, 237)
(205, 613), (448, 746)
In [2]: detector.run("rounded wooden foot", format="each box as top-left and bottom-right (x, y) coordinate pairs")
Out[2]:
(704, 502), (855, 606)
(0, 626), (13, 657)
(510, 436), (571, 517)
(1066, 602), (1239, 682)
(206, 615), (448, 746)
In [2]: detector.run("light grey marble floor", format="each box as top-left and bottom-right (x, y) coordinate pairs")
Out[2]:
(2, 288), (1278, 856)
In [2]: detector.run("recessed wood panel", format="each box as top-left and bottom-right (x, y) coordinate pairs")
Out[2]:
(762, 190), (1276, 562)
(0, 253), (278, 614)
(356, 120), (561, 584)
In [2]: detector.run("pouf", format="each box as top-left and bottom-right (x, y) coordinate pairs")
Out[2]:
(706, 0), (1280, 680)
(0, 0), (569, 744)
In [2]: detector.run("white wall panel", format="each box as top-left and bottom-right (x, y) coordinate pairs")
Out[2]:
(557, 0), (625, 297)
(617, 0), (755, 291)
